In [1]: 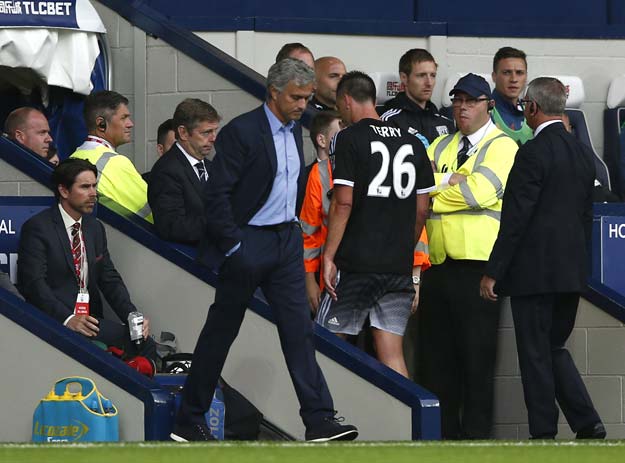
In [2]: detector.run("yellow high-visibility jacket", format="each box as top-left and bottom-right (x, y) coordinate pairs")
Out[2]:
(71, 140), (153, 223)
(426, 127), (518, 264)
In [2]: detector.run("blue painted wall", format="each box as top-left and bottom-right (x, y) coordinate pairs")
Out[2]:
(143, 0), (625, 37)
(146, 0), (416, 22)
(419, 0), (607, 25)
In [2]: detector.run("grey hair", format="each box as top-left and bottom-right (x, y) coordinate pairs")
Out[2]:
(266, 58), (315, 100)
(525, 77), (567, 116)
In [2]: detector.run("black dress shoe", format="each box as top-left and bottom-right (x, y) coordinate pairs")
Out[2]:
(576, 422), (606, 439)
(170, 422), (217, 442)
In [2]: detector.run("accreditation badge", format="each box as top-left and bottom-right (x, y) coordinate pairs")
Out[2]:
(74, 292), (90, 316)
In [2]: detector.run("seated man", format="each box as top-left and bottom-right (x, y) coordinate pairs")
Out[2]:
(143, 119), (176, 183)
(18, 159), (155, 360)
(70, 91), (153, 223)
(148, 99), (221, 244)
(4, 107), (55, 162)
(156, 118), (177, 158)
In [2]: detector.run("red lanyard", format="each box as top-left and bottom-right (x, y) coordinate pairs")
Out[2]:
(86, 136), (113, 150)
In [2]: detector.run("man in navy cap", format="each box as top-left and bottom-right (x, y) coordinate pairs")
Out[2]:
(418, 73), (518, 439)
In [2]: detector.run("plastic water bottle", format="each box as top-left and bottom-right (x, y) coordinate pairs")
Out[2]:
(89, 398), (100, 413)
(128, 311), (144, 345)
(102, 399), (115, 414)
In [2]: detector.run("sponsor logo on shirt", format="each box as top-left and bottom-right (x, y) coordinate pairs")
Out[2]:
(435, 125), (449, 136)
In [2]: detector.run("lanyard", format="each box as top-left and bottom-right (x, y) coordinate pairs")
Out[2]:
(86, 136), (113, 150)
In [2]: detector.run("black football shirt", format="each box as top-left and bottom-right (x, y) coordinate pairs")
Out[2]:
(331, 118), (435, 274)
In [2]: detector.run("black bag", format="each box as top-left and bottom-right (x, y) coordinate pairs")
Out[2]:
(156, 364), (263, 440)
(218, 377), (263, 440)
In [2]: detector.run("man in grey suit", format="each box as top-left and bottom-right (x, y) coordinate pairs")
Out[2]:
(480, 77), (605, 440)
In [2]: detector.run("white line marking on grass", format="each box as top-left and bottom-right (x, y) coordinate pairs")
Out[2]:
(3, 441), (625, 449)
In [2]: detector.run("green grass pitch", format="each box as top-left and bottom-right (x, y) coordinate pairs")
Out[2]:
(1, 441), (625, 463)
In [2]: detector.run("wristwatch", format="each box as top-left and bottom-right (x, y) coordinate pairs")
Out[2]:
(412, 275), (421, 285)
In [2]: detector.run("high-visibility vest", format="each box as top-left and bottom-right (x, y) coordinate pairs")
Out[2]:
(301, 159), (430, 290)
(426, 127), (518, 264)
(70, 141), (153, 223)
(491, 106), (533, 146)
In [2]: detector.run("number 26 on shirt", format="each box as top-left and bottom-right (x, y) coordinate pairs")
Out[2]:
(367, 141), (416, 199)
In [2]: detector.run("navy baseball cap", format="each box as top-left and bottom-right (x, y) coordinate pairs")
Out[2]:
(449, 73), (492, 99)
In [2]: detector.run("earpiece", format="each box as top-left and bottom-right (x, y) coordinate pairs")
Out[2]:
(97, 117), (107, 131)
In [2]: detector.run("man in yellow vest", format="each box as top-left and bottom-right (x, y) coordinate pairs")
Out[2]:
(418, 73), (518, 439)
(71, 91), (153, 222)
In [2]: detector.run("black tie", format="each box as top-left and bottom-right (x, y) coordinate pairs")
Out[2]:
(457, 136), (472, 168)
(195, 161), (208, 183)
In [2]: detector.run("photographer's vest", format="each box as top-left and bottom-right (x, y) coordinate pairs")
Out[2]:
(426, 128), (518, 265)
(70, 138), (153, 223)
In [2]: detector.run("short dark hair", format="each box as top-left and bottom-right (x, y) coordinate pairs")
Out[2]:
(172, 99), (220, 139)
(493, 47), (527, 72)
(309, 110), (340, 149)
(157, 119), (175, 145)
(275, 43), (313, 63)
(398, 48), (436, 76)
(336, 71), (376, 104)
(52, 158), (97, 200)
(83, 90), (129, 131)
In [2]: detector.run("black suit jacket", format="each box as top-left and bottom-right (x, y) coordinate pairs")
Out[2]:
(485, 122), (595, 296)
(18, 206), (136, 323)
(148, 143), (208, 244)
(197, 105), (306, 270)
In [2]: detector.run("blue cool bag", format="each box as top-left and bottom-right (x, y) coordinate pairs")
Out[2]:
(153, 373), (226, 440)
(32, 376), (119, 442)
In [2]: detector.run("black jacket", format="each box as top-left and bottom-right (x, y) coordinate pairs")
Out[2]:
(18, 206), (136, 323)
(380, 92), (455, 144)
(148, 143), (208, 245)
(485, 122), (595, 296)
(197, 105), (307, 271)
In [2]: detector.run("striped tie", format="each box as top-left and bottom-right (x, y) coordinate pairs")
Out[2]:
(195, 161), (208, 183)
(71, 222), (82, 283)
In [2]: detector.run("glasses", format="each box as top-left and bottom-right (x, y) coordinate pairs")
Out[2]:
(451, 97), (491, 108)
(519, 99), (539, 110)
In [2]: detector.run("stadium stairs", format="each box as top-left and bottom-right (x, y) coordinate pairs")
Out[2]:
(3, 0), (625, 441)
(0, 137), (440, 441)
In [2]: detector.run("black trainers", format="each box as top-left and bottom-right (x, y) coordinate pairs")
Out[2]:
(170, 423), (216, 442)
(305, 413), (358, 442)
